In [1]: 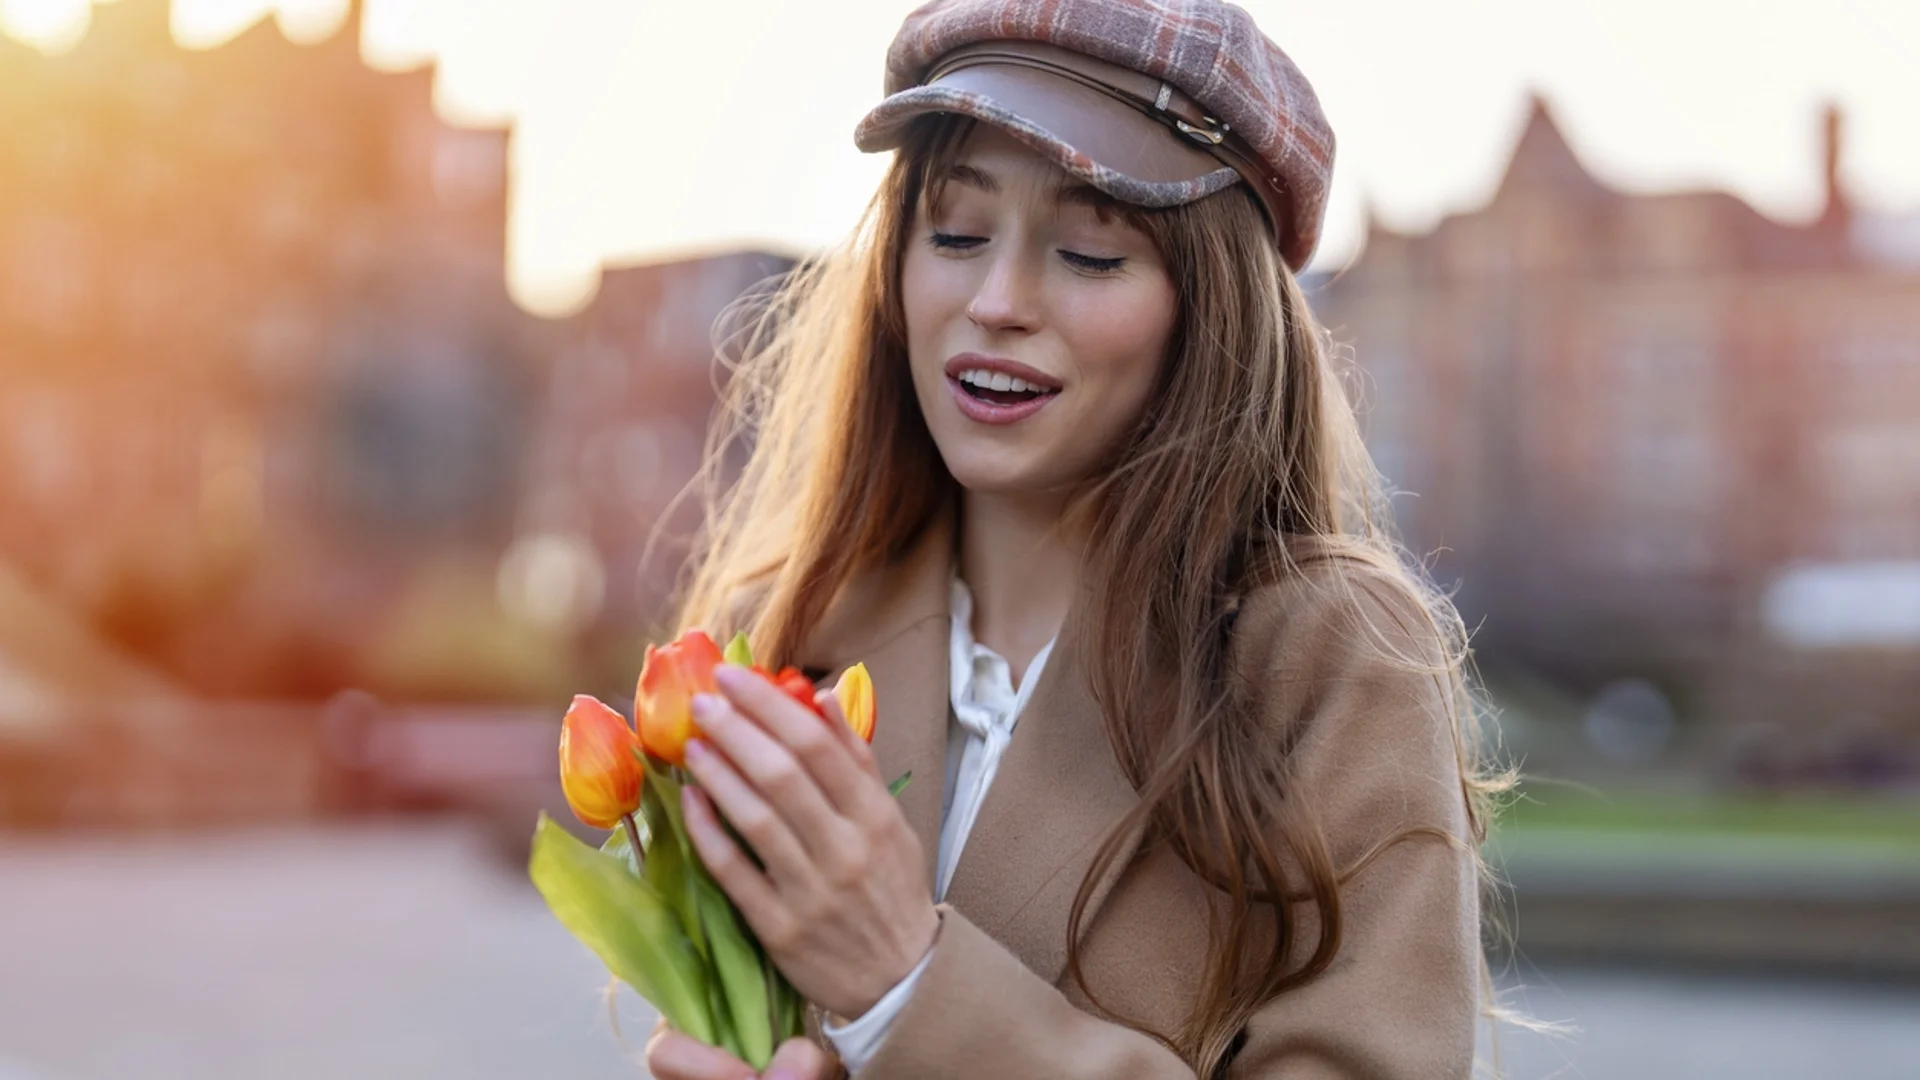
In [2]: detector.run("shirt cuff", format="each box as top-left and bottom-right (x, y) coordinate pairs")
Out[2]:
(821, 948), (936, 1074)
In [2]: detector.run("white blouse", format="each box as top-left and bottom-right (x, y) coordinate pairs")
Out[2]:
(822, 576), (1059, 1072)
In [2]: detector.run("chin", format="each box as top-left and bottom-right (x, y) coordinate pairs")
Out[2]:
(938, 447), (1047, 496)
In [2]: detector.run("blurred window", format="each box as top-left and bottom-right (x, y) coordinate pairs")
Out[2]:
(1359, 341), (1421, 493)
(1817, 330), (1920, 557)
(1602, 320), (1721, 572)
(322, 358), (521, 539)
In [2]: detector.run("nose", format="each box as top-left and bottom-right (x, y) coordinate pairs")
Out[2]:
(965, 246), (1040, 335)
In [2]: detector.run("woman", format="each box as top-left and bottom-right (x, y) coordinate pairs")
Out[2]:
(646, 1), (1506, 1077)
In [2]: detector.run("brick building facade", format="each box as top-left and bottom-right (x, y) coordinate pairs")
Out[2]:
(0, 1), (780, 705)
(1315, 97), (1920, 762)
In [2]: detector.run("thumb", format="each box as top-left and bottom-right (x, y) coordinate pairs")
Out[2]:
(645, 1025), (755, 1080)
(759, 1035), (835, 1080)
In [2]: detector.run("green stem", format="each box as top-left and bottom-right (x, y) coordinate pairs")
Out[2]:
(621, 813), (644, 868)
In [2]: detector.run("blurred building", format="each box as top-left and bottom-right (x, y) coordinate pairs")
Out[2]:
(1317, 97), (1920, 776)
(0, 0), (531, 698)
(0, 0), (784, 713)
(520, 252), (791, 638)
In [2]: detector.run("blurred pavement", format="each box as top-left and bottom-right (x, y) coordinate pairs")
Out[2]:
(1493, 965), (1920, 1079)
(2, 823), (1917, 1079)
(0, 824), (646, 1080)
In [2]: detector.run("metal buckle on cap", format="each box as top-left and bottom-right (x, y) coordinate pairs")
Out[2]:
(1154, 82), (1228, 145)
(1175, 116), (1230, 145)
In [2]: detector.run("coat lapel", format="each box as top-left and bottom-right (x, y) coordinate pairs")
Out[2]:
(942, 582), (1148, 987)
(799, 509), (1150, 987)
(799, 511), (955, 890)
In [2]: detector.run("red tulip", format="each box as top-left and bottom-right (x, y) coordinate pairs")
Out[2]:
(637, 630), (723, 766)
(760, 665), (822, 716)
(558, 694), (642, 830)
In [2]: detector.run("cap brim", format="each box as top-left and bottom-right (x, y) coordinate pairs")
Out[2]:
(855, 63), (1242, 210)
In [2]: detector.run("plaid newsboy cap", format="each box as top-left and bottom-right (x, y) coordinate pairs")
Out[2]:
(855, 0), (1336, 270)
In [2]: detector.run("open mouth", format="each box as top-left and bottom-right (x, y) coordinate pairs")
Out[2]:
(957, 380), (1054, 406)
(951, 369), (1060, 407)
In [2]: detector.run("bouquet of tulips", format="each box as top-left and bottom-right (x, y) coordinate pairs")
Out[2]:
(528, 629), (880, 1069)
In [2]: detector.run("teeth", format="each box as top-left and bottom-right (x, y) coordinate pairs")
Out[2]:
(956, 368), (1051, 393)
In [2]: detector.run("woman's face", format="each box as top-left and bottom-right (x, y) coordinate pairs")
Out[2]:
(901, 125), (1178, 499)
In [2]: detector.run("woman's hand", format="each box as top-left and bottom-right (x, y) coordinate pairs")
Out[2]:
(683, 664), (940, 1020)
(646, 1020), (837, 1080)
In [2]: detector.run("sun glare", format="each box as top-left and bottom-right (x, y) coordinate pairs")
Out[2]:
(273, 0), (347, 45)
(170, 0), (344, 51)
(0, 0), (92, 55)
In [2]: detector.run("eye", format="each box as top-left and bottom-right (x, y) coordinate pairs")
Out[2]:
(1059, 249), (1126, 274)
(928, 231), (986, 252)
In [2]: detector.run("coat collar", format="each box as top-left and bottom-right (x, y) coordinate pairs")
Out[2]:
(799, 505), (1147, 986)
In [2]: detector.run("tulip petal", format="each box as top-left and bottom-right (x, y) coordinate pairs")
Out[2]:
(559, 695), (642, 830)
(637, 631), (723, 765)
(832, 663), (876, 743)
(766, 666), (822, 716)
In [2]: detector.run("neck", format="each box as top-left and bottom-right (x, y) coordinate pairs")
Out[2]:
(956, 488), (1083, 680)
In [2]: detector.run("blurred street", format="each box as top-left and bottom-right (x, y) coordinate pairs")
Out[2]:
(2, 823), (1917, 1080)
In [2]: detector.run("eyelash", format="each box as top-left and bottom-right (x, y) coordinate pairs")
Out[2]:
(927, 232), (1126, 274)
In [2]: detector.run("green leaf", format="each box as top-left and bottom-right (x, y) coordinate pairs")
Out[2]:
(771, 964), (806, 1044)
(528, 814), (715, 1045)
(639, 760), (707, 963)
(888, 771), (913, 798)
(704, 969), (741, 1062)
(696, 873), (774, 1068)
(647, 754), (777, 1067)
(723, 631), (755, 668)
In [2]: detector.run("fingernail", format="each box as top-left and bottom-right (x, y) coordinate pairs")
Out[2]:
(714, 664), (748, 691)
(691, 692), (722, 721)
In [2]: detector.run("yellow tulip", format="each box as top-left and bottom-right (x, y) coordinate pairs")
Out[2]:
(637, 630), (723, 766)
(558, 694), (642, 830)
(832, 662), (875, 744)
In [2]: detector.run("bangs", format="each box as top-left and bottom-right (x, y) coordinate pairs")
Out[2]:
(902, 113), (984, 219)
(900, 113), (1155, 235)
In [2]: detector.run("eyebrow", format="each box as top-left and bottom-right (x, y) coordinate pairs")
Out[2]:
(943, 164), (1120, 215)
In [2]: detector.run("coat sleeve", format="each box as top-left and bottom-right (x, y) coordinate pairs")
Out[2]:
(849, 566), (1483, 1080)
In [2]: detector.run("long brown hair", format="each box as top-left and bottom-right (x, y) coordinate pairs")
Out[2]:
(673, 115), (1510, 1076)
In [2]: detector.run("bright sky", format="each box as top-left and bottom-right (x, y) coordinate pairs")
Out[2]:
(6, 0), (1920, 316)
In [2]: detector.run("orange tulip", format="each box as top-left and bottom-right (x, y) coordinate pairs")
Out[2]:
(832, 663), (876, 744)
(558, 694), (642, 830)
(636, 630), (723, 766)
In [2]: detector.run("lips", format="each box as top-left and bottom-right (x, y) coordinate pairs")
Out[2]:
(943, 353), (1061, 426)
(942, 354), (1063, 391)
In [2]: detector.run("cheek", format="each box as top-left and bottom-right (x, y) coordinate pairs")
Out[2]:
(900, 247), (968, 352)
(1063, 284), (1176, 417)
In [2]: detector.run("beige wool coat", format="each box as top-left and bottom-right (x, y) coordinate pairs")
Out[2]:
(795, 511), (1481, 1080)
